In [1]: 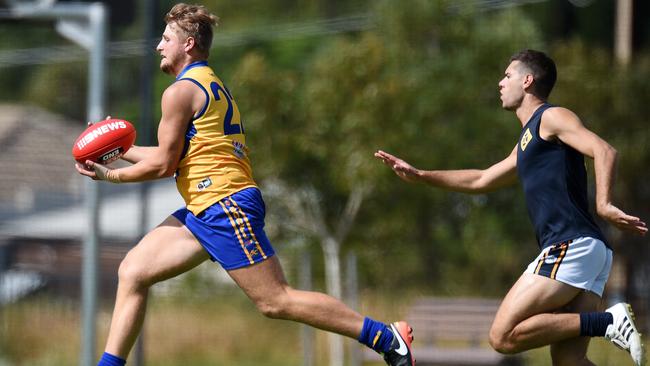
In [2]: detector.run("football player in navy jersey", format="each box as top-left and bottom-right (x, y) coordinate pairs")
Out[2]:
(376, 49), (647, 365)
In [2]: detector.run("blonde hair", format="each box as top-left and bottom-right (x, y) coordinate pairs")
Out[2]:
(165, 3), (219, 57)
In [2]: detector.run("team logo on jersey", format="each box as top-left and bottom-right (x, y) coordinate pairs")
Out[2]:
(520, 128), (532, 151)
(232, 141), (246, 159)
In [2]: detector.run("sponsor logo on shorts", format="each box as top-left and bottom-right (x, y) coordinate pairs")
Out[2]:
(245, 240), (260, 257)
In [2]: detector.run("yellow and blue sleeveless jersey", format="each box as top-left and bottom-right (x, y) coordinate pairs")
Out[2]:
(174, 61), (256, 214)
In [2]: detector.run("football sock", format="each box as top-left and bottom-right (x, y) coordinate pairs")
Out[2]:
(358, 317), (395, 353)
(97, 352), (126, 366)
(580, 312), (613, 337)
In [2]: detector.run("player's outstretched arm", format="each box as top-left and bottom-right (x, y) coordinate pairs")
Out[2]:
(374, 147), (518, 194)
(541, 107), (647, 236)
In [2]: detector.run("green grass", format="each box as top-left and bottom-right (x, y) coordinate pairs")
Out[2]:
(0, 291), (643, 365)
(524, 338), (639, 365)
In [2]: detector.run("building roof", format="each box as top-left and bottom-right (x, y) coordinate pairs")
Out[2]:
(0, 103), (83, 214)
(2, 179), (184, 239)
(0, 104), (185, 239)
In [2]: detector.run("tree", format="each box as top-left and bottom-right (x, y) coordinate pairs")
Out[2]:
(230, 2), (555, 364)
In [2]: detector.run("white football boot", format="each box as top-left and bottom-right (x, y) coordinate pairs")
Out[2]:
(605, 302), (646, 366)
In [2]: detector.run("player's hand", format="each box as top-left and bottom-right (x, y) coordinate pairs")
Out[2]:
(75, 161), (98, 179)
(87, 115), (112, 127)
(597, 203), (647, 236)
(75, 160), (121, 183)
(374, 150), (421, 183)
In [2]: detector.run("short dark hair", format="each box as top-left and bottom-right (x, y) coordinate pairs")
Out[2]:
(165, 3), (219, 58)
(510, 49), (557, 100)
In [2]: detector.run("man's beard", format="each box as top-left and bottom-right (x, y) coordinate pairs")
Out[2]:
(160, 59), (174, 74)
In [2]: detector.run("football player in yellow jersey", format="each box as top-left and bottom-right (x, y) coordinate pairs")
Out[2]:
(76, 3), (414, 366)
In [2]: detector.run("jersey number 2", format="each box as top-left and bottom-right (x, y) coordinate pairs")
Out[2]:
(210, 81), (244, 135)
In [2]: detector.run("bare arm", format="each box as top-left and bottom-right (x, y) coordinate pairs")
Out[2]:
(374, 146), (519, 194)
(76, 81), (198, 182)
(541, 107), (647, 235)
(120, 145), (159, 164)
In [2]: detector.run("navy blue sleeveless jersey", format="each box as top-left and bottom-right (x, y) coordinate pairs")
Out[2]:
(516, 103), (607, 250)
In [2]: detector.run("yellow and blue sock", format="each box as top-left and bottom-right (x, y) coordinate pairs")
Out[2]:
(580, 312), (613, 337)
(358, 317), (394, 353)
(97, 352), (126, 366)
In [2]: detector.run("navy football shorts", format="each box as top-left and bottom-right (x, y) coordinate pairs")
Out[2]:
(172, 187), (275, 270)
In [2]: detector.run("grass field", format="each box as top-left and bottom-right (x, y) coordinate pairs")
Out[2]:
(0, 289), (641, 365)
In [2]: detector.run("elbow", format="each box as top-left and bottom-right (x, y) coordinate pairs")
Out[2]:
(150, 160), (177, 178)
(607, 145), (618, 159)
(469, 176), (489, 193)
(160, 165), (177, 178)
(598, 144), (618, 165)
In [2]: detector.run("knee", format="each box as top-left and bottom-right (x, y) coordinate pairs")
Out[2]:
(253, 290), (292, 320)
(551, 348), (590, 366)
(488, 326), (519, 355)
(117, 254), (151, 290)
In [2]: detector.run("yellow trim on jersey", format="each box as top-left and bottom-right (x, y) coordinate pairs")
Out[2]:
(174, 63), (257, 214)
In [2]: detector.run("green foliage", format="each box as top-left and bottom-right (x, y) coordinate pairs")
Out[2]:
(227, 1), (549, 295)
(229, 0), (650, 296)
(24, 62), (88, 122)
(2, 0), (649, 298)
(549, 41), (650, 281)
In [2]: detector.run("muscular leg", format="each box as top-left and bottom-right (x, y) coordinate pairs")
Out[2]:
(104, 215), (209, 358)
(228, 256), (364, 338)
(489, 273), (584, 354)
(550, 290), (602, 366)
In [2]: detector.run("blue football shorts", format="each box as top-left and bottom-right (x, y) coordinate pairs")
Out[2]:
(172, 187), (275, 270)
(525, 236), (612, 297)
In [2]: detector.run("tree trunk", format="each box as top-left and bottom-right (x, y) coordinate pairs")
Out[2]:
(615, 0), (633, 65)
(323, 236), (344, 366)
(260, 179), (370, 366)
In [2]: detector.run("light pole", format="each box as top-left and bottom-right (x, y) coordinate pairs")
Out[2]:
(5, 2), (108, 365)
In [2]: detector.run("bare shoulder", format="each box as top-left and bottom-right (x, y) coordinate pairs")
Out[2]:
(541, 106), (584, 138)
(162, 79), (200, 102)
(543, 106), (582, 126)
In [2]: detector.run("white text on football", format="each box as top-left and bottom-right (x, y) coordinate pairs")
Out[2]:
(76, 121), (128, 150)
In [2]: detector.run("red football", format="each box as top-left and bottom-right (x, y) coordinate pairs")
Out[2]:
(72, 118), (136, 164)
